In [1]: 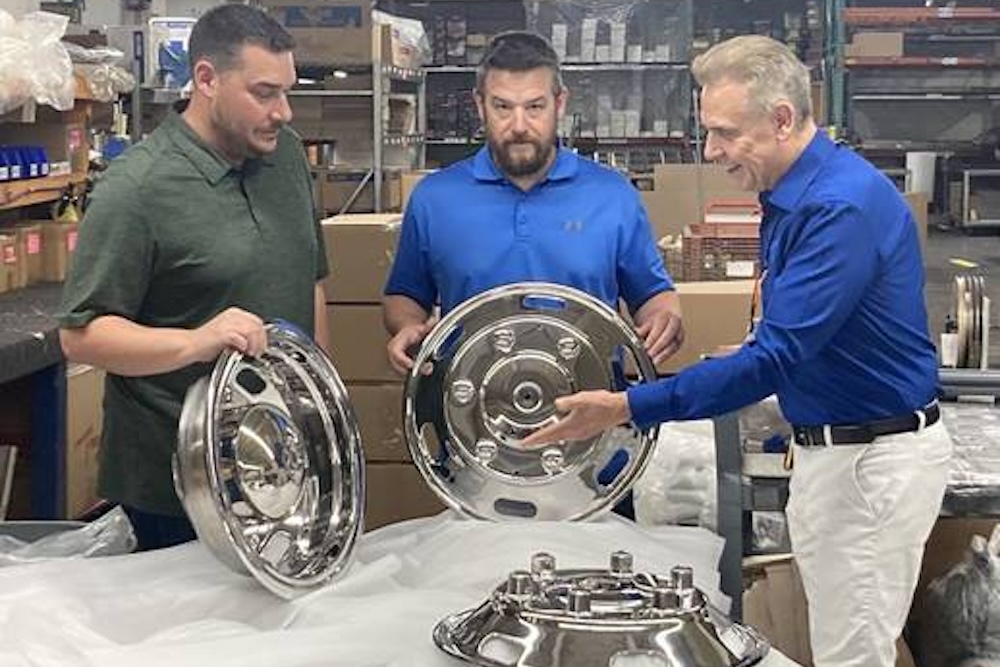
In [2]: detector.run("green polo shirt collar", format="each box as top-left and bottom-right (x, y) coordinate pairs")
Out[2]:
(163, 112), (277, 185)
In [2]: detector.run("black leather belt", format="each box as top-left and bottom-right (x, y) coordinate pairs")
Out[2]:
(792, 402), (940, 448)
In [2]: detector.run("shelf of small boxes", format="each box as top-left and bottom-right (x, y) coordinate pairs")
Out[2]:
(0, 74), (95, 211)
(0, 217), (80, 295)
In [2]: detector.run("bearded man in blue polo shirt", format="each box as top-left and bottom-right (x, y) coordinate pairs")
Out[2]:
(523, 35), (953, 667)
(383, 31), (683, 373)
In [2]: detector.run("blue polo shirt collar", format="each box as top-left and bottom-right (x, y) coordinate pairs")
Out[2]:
(762, 130), (834, 213)
(471, 145), (578, 184)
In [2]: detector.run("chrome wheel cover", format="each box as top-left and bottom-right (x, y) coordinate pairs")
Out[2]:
(404, 282), (659, 521)
(174, 321), (364, 598)
(434, 550), (769, 667)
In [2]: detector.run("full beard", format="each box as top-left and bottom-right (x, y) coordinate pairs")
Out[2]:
(490, 134), (556, 178)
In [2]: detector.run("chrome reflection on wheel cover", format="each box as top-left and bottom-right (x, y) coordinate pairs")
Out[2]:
(174, 321), (365, 598)
(434, 551), (769, 667)
(405, 282), (659, 521)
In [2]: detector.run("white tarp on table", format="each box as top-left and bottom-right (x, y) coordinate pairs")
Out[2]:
(0, 511), (801, 667)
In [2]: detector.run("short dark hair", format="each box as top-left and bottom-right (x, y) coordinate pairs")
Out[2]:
(476, 30), (563, 96)
(188, 4), (296, 73)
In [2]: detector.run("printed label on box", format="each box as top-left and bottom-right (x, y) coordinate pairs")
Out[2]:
(26, 232), (41, 255)
(67, 230), (78, 252)
(726, 260), (756, 278)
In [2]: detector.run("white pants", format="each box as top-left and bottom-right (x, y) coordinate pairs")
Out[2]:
(785, 420), (952, 667)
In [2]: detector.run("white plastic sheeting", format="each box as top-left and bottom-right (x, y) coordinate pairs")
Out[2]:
(0, 511), (802, 667)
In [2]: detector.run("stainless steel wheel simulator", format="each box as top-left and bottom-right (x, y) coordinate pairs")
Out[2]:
(174, 321), (365, 598)
(404, 282), (659, 521)
(955, 274), (986, 368)
(434, 551), (769, 667)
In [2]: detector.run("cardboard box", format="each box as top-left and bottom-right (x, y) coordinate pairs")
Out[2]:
(328, 303), (397, 381)
(401, 169), (435, 210)
(0, 233), (22, 292)
(266, 0), (406, 69)
(656, 280), (755, 373)
(903, 191), (929, 258)
(744, 557), (917, 667)
(65, 364), (105, 518)
(365, 462), (446, 530)
(845, 31), (904, 58)
(315, 171), (402, 215)
(39, 221), (78, 282)
(321, 213), (402, 301)
(11, 222), (43, 286)
(348, 382), (408, 462)
(640, 164), (747, 241)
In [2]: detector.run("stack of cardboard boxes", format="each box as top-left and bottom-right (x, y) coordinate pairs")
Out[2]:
(0, 220), (78, 295)
(322, 213), (445, 530)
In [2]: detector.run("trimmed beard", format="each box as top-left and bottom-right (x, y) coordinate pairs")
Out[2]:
(489, 134), (557, 178)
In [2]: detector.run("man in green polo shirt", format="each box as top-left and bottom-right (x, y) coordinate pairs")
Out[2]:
(58, 5), (328, 550)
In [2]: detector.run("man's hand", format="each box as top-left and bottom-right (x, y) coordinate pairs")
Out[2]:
(635, 290), (684, 366)
(188, 307), (267, 362)
(519, 390), (631, 449)
(387, 321), (434, 374)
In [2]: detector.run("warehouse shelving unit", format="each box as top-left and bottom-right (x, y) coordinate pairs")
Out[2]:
(830, 1), (1000, 225)
(291, 60), (427, 213)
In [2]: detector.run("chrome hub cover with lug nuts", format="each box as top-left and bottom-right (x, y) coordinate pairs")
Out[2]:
(174, 321), (364, 599)
(404, 282), (660, 521)
(434, 550), (770, 667)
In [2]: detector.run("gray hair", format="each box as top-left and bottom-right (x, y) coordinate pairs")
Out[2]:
(691, 35), (812, 125)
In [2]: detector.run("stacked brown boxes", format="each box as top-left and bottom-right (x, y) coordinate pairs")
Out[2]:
(654, 280), (756, 374)
(39, 222), (78, 281)
(640, 163), (747, 242)
(322, 213), (445, 530)
(10, 222), (44, 287)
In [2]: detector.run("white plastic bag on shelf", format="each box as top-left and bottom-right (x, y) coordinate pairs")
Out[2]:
(0, 9), (74, 115)
(634, 419), (718, 531)
(924, 524), (1000, 667)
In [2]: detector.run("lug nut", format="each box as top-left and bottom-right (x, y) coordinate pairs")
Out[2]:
(506, 570), (533, 596)
(609, 550), (633, 576)
(530, 552), (556, 576)
(671, 565), (694, 591)
(450, 379), (476, 406)
(540, 448), (564, 474)
(653, 586), (681, 611)
(475, 440), (498, 464)
(557, 336), (580, 360)
(492, 328), (516, 354)
(567, 587), (592, 613)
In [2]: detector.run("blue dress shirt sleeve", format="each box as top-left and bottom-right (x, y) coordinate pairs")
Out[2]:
(627, 199), (878, 428)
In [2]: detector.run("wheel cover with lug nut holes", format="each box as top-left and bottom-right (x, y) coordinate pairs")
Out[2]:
(404, 282), (659, 522)
(433, 550), (770, 667)
(173, 321), (365, 599)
